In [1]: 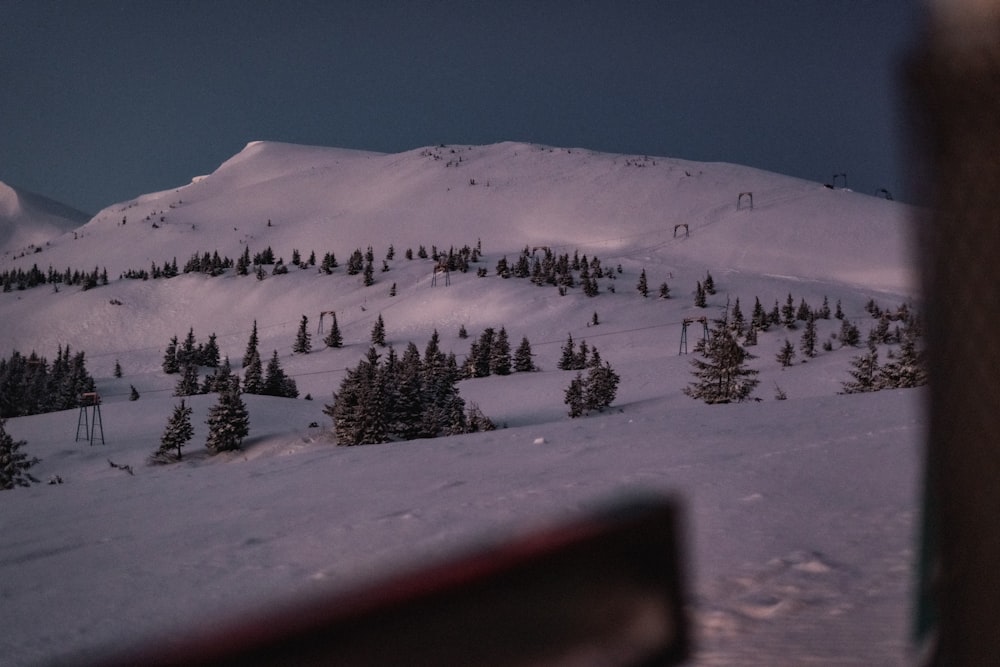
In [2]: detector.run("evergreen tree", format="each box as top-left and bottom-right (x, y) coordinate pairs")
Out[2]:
(490, 327), (512, 376)
(730, 298), (746, 337)
(769, 300), (782, 327)
(776, 339), (796, 368)
(114, 359), (122, 378)
(0, 419), (39, 489)
(293, 315), (312, 354)
(201, 333), (220, 368)
(262, 350), (298, 398)
(370, 314), (386, 347)
(835, 299), (845, 320)
(781, 293), (797, 328)
(174, 363), (201, 397)
(129, 385), (140, 401)
(818, 296), (832, 319)
(243, 321), (259, 368)
(323, 313), (343, 348)
(326, 347), (388, 445)
(205, 378), (249, 453)
(458, 324), (468, 339)
(391, 343), (425, 440)
(658, 282), (671, 299)
(178, 327), (198, 366)
(162, 335), (180, 374)
(242, 349), (263, 394)
(694, 281), (707, 308)
(800, 316), (818, 358)
(703, 271), (716, 295)
(839, 318), (861, 347)
(156, 400), (193, 461)
(363, 259), (375, 286)
(751, 297), (769, 331)
(636, 269), (649, 297)
(796, 298), (812, 322)
(877, 322), (928, 389)
(841, 347), (880, 394)
(584, 361), (620, 413)
(683, 312), (759, 403)
(564, 373), (586, 418)
(558, 333), (576, 370)
(514, 337), (536, 372)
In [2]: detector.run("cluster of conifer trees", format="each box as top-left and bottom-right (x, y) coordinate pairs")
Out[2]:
(493, 246), (615, 296)
(325, 331), (495, 446)
(0, 348), (96, 418)
(1, 264), (108, 292)
(161, 323), (298, 399)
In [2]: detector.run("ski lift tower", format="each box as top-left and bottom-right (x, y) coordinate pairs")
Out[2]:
(679, 317), (710, 355)
(75, 391), (105, 446)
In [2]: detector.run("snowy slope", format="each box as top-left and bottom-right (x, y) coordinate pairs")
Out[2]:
(0, 141), (924, 665)
(0, 180), (90, 259)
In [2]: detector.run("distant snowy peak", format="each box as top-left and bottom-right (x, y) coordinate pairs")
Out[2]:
(0, 180), (90, 259)
(15, 141), (918, 294)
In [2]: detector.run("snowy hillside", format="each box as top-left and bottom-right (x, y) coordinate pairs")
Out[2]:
(0, 142), (924, 665)
(0, 180), (90, 260)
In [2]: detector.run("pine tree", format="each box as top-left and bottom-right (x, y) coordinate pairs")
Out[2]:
(658, 282), (671, 299)
(818, 296), (832, 319)
(323, 313), (343, 348)
(776, 339), (796, 368)
(694, 281), (707, 308)
(293, 315), (312, 354)
(156, 400), (193, 461)
(839, 318), (861, 347)
(243, 321), (259, 368)
(584, 361), (620, 413)
(326, 347), (388, 445)
(841, 347), (880, 394)
(262, 350), (298, 398)
(877, 321), (927, 389)
(458, 324), (468, 339)
(490, 327), (512, 376)
(564, 373), (585, 418)
(370, 314), (386, 347)
(174, 363), (201, 396)
(129, 385), (140, 401)
(637, 269), (649, 297)
(0, 419), (39, 489)
(781, 293), (797, 329)
(684, 311), (759, 403)
(558, 333), (576, 370)
(730, 298), (746, 338)
(205, 378), (249, 453)
(796, 298), (812, 322)
(178, 327), (198, 366)
(514, 337), (536, 372)
(201, 333), (220, 368)
(162, 335), (180, 374)
(114, 359), (122, 378)
(800, 315), (818, 358)
(703, 271), (716, 295)
(391, 343), (425, 440)
(751, 297), (769, 331)
(242, 349), (263, 394)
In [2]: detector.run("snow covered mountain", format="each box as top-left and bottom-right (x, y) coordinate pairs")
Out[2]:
(1, 142), (923, 665)
(0, 180), (90, 259)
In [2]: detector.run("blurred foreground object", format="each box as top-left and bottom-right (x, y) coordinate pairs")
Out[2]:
(98, 497), (688, 666)
(911, 1), (1000, 664)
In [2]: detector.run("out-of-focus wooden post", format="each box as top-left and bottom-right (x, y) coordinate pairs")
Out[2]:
(910, 2), (1000, 663)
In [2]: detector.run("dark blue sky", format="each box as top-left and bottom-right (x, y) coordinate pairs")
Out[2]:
(2, 1), (922, 215)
